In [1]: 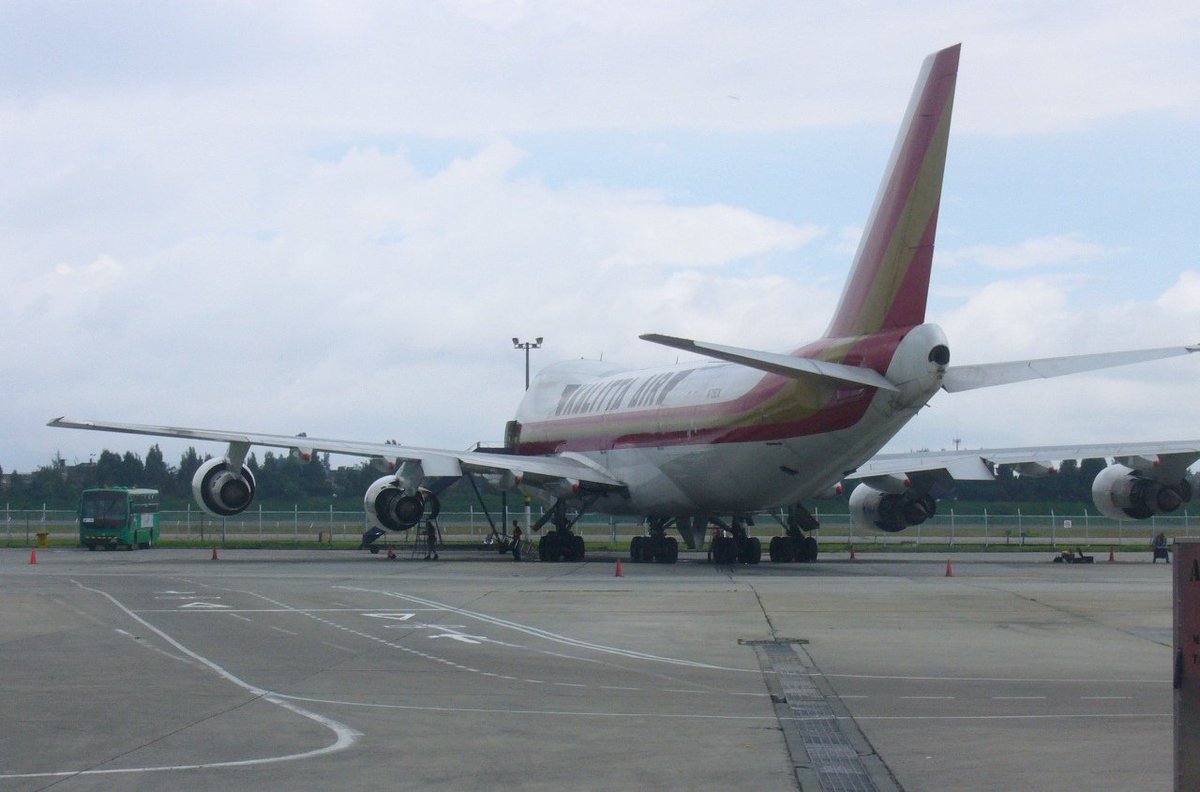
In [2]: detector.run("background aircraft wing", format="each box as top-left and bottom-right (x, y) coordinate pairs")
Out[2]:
(47, 417), (625, 492)
(850, 440), (1200, 484)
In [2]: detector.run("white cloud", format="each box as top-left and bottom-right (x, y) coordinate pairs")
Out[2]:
(944, 233), (1114, 271)
(0, 141), (821, 470)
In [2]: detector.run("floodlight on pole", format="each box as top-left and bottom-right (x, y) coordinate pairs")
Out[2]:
(513, 336), (544, 391)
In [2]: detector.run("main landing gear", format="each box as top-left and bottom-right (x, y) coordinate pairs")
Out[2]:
(767, 504), (819, 563)
(629, 517), (679, 564)
(536, 501), (588, 562)
(707, 517), (761, 565)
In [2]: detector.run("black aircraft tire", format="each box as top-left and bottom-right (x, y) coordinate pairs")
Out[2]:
(639, 540), (656, 564)
(539, 533), (561, 562)
(799, 536), (819, 562)
(661, 536), (678, 564)
(770, 536), (794, 563)
(630, 536), (644, 562)
(746, 537), (762, 565)
(569, 534), (585, 562)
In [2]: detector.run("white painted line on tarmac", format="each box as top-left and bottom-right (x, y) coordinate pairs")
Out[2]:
(114, 628), (197, 667)
(899, 695), (954, 700)
(854, 712), (1167, 721)
(270, 626), (300, 636)
(338, 586), (751, 672)
(226, 613), (253, 623)
(0, 581), (363, 783)
(818, 671), (1168, 684)
(1080, 696), (1133, 700)
(991, 696), (1046, 700)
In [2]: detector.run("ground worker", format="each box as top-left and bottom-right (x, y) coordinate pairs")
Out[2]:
(424, 520), (439, 560)
(511, 519), (523, 561)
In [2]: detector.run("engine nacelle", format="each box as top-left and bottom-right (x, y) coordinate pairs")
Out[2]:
(849, 483), (937, 534)
(364, 475), (432, 532)
(1091, 463), (1194, 521)
(192, 458), (257, 517)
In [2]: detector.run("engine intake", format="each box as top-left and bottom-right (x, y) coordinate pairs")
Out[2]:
(1091, 463), (1193, 521)
(849, 483), (936, 533)
(364, 475), (439, 532)
(192, 458), (257, 517)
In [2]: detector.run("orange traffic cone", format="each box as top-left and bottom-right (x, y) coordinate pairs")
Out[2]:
(211, 546), (219, 561)
(849, 545), (857, 561)
(29, 547), (37, 565)
(1108, 546), (1115, 562)
(945, 558), (954, 577)
(615, 559), (623, 577)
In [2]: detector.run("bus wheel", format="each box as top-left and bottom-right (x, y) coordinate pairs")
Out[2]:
(87, 544), (96, 551)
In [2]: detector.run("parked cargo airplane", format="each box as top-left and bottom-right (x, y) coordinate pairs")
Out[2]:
(51, 45), (1200, 564)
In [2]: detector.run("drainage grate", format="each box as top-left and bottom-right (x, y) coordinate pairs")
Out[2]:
(750, 640), (899, 792)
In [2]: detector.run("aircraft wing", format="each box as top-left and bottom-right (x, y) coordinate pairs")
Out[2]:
(849, 440), (1200, 484)
(47, 417), (625, 492)
(941, 344), (1199, 392)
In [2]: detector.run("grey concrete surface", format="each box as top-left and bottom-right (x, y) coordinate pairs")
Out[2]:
(0, 548), (1175, 790)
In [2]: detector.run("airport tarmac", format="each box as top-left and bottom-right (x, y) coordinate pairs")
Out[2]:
(1, 547), (1176, 791)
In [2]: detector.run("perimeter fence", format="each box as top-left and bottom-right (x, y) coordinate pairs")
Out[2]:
(4, 504), (1196, 550)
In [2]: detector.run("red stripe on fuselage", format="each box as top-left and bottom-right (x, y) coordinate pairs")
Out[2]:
(514, 330), (905, 456)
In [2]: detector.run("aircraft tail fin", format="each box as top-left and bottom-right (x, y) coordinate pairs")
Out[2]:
(824, 44), (960, 339)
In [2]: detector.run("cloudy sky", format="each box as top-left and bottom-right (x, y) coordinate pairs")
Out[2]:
(2, 1), (1198, 475)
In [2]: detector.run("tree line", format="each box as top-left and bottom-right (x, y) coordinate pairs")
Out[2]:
(2, 446), (1121, 513)
(1, 446), (392, 510)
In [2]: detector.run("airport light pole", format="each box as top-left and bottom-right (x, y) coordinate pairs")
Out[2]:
(512, 337), (543, 391)
(510, 337), (542, 538)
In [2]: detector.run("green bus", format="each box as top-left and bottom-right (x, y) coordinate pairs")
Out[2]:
(80, 488), (160, 550)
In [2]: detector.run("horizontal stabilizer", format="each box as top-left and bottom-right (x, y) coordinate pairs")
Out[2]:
(639, 333), (897, 391)
(941, 344), (1199, 393)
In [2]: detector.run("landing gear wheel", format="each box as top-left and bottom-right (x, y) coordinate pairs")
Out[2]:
(539, 532), (562, 562)
(638, 539), (656, 563)
(566, 534), (585, 562)
(769, 536), (795, 563)
(740, 536), (761, 565)
(797, 536), (819, 562)
(659, 536), (679, 564)
(630, 535), (644, 563)
(711, 535), (736, 565)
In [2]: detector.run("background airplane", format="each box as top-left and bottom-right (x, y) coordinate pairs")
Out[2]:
(50, 45), (1199, 565)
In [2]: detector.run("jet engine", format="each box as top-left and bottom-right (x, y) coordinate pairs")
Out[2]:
(849, 483), (937, 533)
(363, 475), (439, 532)
(192, 458), (257, 517)
(1091, 463), (1193, 521)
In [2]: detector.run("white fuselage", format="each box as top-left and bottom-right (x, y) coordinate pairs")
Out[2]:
(513, 324), (949, 517)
